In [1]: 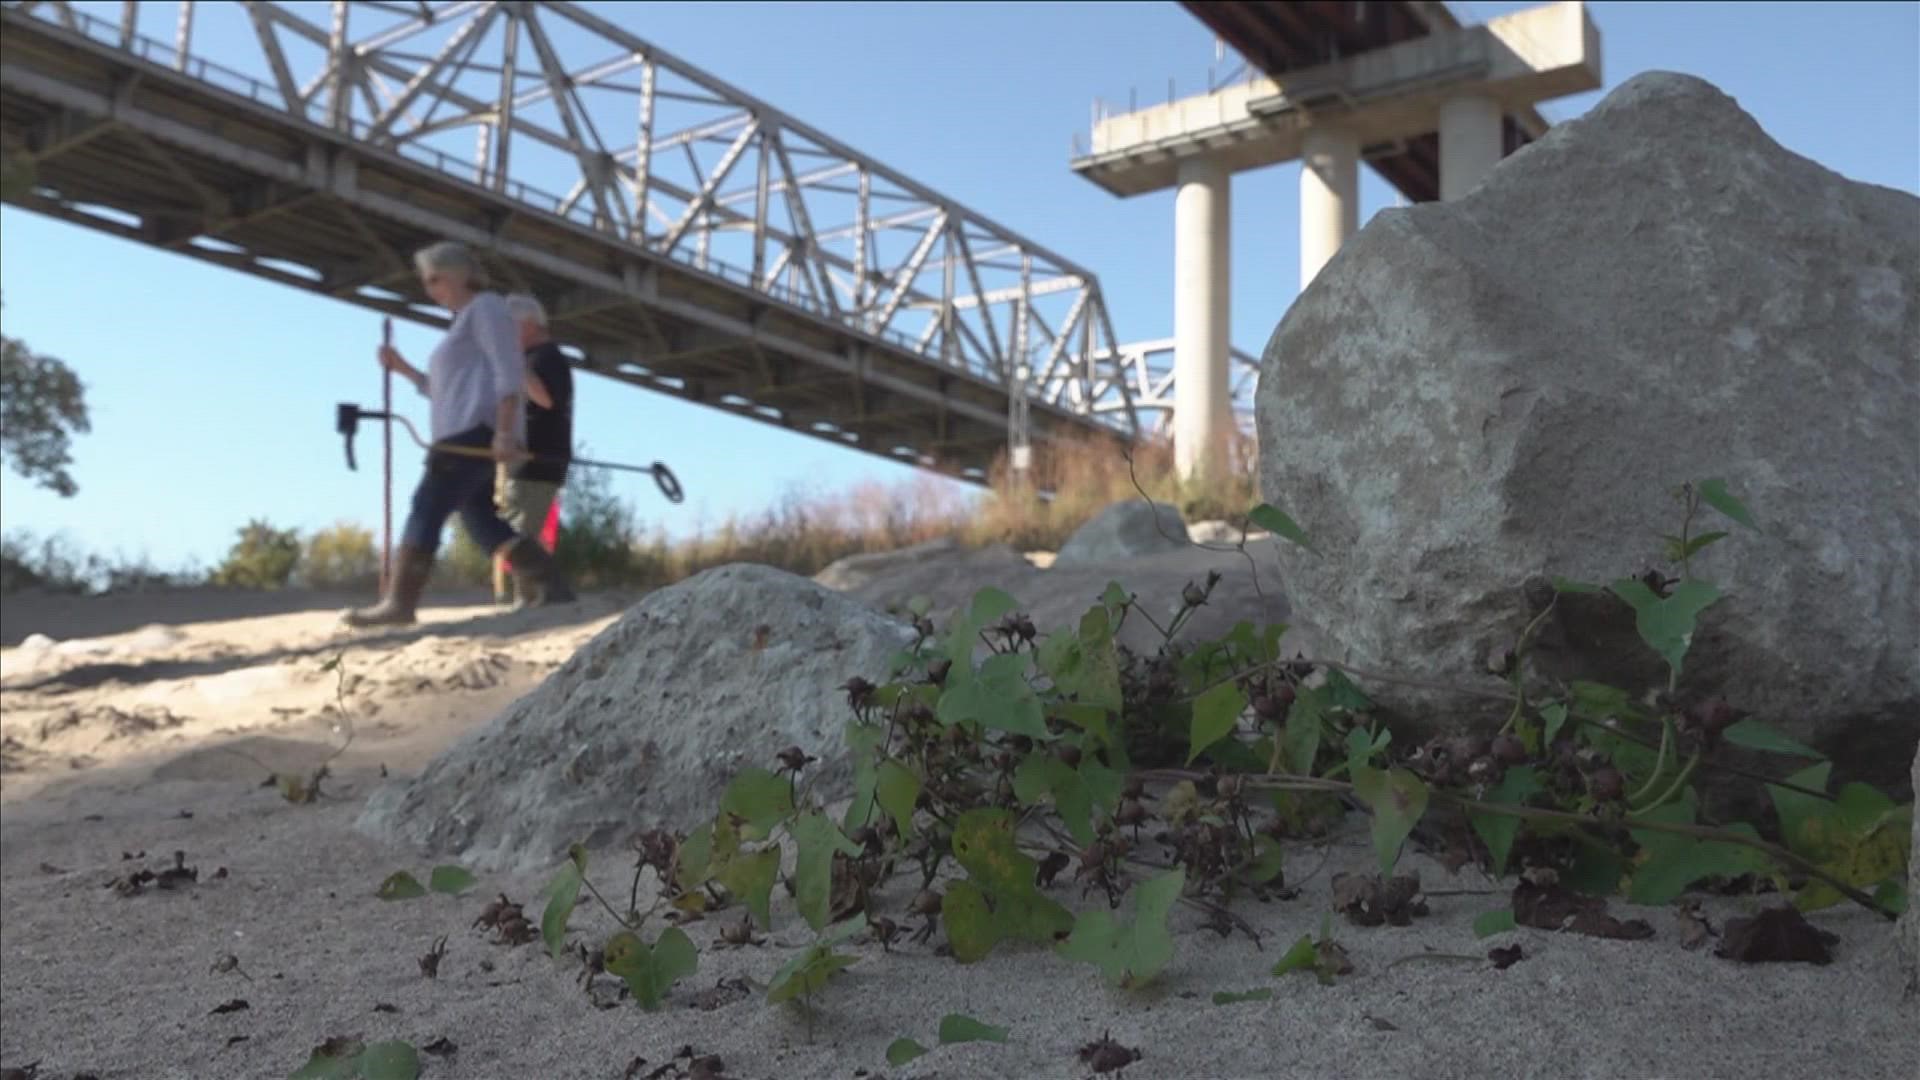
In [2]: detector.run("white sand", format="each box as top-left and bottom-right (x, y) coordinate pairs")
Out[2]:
(3, 586), (1914, 1079)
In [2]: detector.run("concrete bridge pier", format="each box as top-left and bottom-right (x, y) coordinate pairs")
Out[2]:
(1173, 156), (1232, 480)
(1440, 93), (1505, 200)
(1300, 125), (1359, 290)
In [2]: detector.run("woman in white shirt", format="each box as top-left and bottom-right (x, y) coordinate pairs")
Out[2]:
(344, 240), (573, 627)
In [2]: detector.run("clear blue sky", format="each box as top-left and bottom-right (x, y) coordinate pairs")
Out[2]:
(2, 1), (1915, 575)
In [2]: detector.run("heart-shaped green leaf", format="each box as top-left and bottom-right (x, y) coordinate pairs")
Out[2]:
(604, 926), (699, 1009)
(874, 759), (921, 841)
(1469, 766), (1544, 878)
(375, 871), (426, 901)
(1188, 681), (1245, 765)
(1055, 867), (1185, 989)
(794, 812), (863, 932)
(357, 1040), (421, 1080)
(540, 847), (586, 960)
(719, 768), (795, 839)
(1247, 502), (1319, 555)
(428, 865), (475, 896)
(1353, 766), (1428, 876)
(886, 1039), (928, 1066)
(1695, 478), (1757, 530)
(937, 1013), (1009, 1045)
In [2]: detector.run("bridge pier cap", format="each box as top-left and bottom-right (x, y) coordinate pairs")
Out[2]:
(1070, 0), (1599, 470)
(1070, 1), (1601, 199)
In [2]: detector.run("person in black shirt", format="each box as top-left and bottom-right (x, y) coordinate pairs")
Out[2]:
(494, 293), (576, 606)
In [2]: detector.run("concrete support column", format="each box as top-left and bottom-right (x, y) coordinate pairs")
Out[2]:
(1440, 93), (1503, 200)
(1299, 125), (1358, 292)
(1173, 155), (1231, 481)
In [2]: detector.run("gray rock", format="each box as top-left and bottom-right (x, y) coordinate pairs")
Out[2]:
(1053, 500), (1190, 567)
(1187, 519), (1272, 546)
(813, 536), (960, 591)
(1255, 71), (1919, 787)
(836, 538), (1294, 666)
(354, 563), (916, 875)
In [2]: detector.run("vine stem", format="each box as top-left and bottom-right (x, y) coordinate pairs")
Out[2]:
(1626, 719), (1675, 806)
(1138, 767), (1900, 922)
(1498, 596), (1561, 736)
(1173, 653), (1836, 804)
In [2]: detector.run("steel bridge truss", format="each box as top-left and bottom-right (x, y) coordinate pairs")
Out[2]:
(1, 1), (1278, 480)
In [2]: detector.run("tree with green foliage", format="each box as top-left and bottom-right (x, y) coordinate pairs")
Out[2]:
(1, 299), (91, 498)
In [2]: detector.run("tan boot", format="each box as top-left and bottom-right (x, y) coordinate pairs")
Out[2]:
(501, 536), (575, 609)
(344, 546), (434, 627)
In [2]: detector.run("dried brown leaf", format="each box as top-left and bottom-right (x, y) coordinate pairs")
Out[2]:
(1715, 906), (1838, 965)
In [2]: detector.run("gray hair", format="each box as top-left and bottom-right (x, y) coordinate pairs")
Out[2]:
(412, 240), (489, 289)
(504, 292), (548, 327)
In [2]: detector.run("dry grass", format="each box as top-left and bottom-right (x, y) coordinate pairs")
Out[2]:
(616, 428), (1260, 588)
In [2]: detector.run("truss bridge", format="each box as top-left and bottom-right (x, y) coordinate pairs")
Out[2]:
(0, 0), (1260, 483)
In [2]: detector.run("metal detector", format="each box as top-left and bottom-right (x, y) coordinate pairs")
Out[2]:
(334, 402), (685, 504)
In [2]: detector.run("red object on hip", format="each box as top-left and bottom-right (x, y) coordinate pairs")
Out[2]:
(502, 495), (562, 573)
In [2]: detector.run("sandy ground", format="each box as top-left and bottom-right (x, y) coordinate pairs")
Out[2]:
(1, 582), (1914, 1080)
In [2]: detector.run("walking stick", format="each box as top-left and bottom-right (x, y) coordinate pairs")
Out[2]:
(381, 316), (394, 595)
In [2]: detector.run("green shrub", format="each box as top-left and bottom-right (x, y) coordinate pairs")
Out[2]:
(211, 518), (301, 589)
(298, 521), (381, 590)
(551, 450), (645, 589)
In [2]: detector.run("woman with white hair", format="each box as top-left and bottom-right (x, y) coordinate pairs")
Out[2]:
(344, 240), (573, 627)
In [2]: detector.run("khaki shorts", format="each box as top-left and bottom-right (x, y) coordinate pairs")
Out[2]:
(494, 464), (561, 539)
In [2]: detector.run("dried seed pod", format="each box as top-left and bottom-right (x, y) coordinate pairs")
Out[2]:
(1589, 766), (1626, 802)
(910, 889), (943, 917)
(1491, 733), (1528, 765)
(1035, 850), (1070, 889)
(839, 676), (875, 710)
(927, 658), (953, 686)
(1055, 744), (1083, 768)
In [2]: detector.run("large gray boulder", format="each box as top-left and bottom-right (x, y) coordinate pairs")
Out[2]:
(1053, 500), (1190, 567)
(1256, 71), (1919, 787)
(813, 536), (960, 591)
(355, 563), (917, 874)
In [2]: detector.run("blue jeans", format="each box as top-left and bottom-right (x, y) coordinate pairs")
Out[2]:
(400, 425), (519, 556)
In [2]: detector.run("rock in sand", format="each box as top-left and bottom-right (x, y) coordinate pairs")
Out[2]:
(1052, 500), (1191, 567)
(1255, 71), (1919, 786)
(355, 563), (916, 874)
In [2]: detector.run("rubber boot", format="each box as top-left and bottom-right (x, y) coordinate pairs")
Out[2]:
(344, 546), (434, 628)
(502, 536), (575, 609)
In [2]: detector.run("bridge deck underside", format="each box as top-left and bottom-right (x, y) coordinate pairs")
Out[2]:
(1, 17), (1127, 486)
